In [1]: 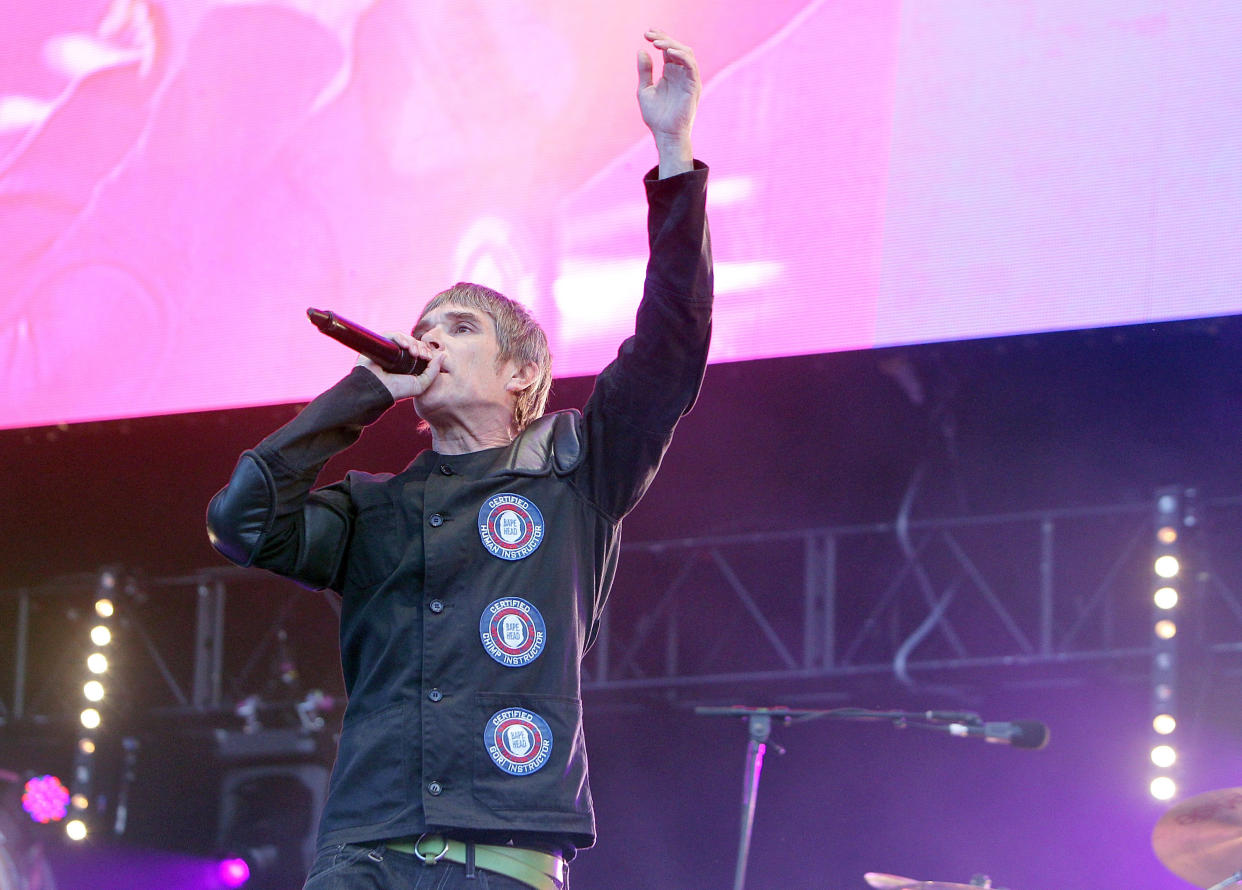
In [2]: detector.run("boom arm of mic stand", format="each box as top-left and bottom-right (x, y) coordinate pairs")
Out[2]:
(694, 704), (984, 890)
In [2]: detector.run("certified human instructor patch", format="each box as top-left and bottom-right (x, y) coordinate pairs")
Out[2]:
(485, 708), (553, 775)
(478, 493), (545, 561)
(480, 598), (547, 667)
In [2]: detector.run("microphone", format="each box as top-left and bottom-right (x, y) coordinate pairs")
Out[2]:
(307, 307), (428, 375)
(947, 720), (1049, 749)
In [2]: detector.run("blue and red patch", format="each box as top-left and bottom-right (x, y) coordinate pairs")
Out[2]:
(485, 708), (553, 775)
(478, 493), (545, 561)
(479, 597), (546, 667)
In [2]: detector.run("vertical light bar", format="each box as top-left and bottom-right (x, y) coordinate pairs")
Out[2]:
(69, 566), (118, 841)
(1149, 487), (1188, 802)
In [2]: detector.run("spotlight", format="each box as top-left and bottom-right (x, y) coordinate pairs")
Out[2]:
(1153, 587), (1179, 610)
(1154, 555), (1180, 578)
(22, 775), (71, 824)
(83, 680), (105, 702)
(80, 708), (101, 730)
(79, 739), (95, 755)
(1155, 620), (1177, 640)
(1157, 526), (1178, 544)
(94, 598), (115, 618)
(66, 819), (88, 841)
(217, 858), (251, 888)
(1150, 776), (1177, 801)
(87, 652), (108, 673)
(1153, 714), (1177, 735)
(1151, 745), (1177, 768)
(90, 625), (112, 646)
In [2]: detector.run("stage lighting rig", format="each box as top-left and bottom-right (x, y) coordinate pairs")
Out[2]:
(1148, 486), (1193, 802)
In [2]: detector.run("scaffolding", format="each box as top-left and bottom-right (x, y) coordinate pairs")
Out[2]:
(4, 493), (1242, 720)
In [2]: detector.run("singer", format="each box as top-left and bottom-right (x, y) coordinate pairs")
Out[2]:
(206, 30), (711, 890)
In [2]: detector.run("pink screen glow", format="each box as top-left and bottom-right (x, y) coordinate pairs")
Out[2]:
(2, 1), (1239, 429)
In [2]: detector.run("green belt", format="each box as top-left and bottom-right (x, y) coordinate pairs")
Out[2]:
(386, 834), (563, 890)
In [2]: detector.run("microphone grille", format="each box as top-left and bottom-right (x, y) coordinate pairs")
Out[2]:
(1011, 720), (1050, 749)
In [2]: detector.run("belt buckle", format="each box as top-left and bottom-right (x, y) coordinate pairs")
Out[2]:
(413, 833), (449, 866)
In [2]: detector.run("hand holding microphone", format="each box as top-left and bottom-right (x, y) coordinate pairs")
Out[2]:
(308, 308), (441, 398)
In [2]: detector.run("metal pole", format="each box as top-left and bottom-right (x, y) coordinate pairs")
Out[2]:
(14, 589), (29, 719)
(1040, 519), (1053, 656)
(733, 713), (771, 890)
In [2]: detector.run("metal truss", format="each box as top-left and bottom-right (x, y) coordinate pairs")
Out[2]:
(583, 493), (1242, 694)
(6, 493), (1242, 721)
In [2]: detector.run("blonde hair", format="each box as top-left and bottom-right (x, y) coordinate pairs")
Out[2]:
(419, 283), (552, 432)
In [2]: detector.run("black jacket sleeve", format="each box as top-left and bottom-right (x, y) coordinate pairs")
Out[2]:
(205, 365), (394, 590)
(574, 161), (714, 521)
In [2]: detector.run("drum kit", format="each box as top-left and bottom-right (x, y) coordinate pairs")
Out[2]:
(860, 787), (1242, 890)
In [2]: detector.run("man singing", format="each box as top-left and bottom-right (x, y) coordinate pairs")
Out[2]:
(207, 29), (711, 889)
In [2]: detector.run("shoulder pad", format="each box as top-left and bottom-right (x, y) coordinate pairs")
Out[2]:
(490, 409), (584, 477)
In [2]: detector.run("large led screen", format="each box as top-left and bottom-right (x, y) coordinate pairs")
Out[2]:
(3, 0), (1239, 429)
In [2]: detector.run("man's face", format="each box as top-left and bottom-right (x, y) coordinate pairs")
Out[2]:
(410, 302), (517, 424)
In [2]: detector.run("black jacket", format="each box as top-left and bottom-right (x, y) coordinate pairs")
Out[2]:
(206, 163), (712, 851)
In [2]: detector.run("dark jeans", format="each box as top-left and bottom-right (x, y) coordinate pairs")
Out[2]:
(302, 842), (568, 890)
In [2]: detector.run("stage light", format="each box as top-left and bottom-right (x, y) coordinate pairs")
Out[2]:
(1150, 487), (1188, 803)
(80, 708), (101, 729)
(90, 625), (112, 646)
(217, 858), (251, 888)
(71, 794), (88, 810)
(66, 819), (88, 841)
(94, 598), (114, 618)
(83, 680), (105, 702)
(1151, 745), (1177, 768)
(1153, 587), (1179, 610)
(1150, 776), (1177, 801)
(22, 775), (71, 824)
(87, 652), (108, 673)
(1154, 555), (1179, 578)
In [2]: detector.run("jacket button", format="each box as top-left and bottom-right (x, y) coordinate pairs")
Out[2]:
(428, 688), (443, 702)
(439, 464), (453, 475)
(429, 599), (444, 614)
(428, 781), (443, 796)
(428, 513), (444, 527)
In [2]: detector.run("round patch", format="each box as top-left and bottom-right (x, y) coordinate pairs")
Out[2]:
(480, 598), (547, 667)
(485, 708), (553, 775)
(478, 493), (545, 561)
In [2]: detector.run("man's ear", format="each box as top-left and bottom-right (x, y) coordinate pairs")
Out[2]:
(505, 360), (540, 394)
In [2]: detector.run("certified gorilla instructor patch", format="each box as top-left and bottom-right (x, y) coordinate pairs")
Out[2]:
(478, 493), (545, 560)
(485, 708), (553, 775)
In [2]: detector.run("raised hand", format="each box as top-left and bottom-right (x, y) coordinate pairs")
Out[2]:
(637, 29), (701, 177)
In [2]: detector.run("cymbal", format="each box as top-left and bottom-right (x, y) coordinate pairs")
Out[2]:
(1152, 787), (1242, 888)
(864, 873), (984, 890)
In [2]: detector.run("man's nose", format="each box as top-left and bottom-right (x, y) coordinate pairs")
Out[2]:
(419, 328), (445, 350)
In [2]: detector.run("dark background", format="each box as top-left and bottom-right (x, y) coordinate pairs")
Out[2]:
(4, 314), (1242, 889)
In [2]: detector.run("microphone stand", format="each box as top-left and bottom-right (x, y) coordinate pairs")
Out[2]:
(694, 705), (986, 890)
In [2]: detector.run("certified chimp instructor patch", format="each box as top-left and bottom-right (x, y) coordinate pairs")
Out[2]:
(485, 708), (553, 775)
(478, 493), (545, 561)
(480, 598), (547, 667)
